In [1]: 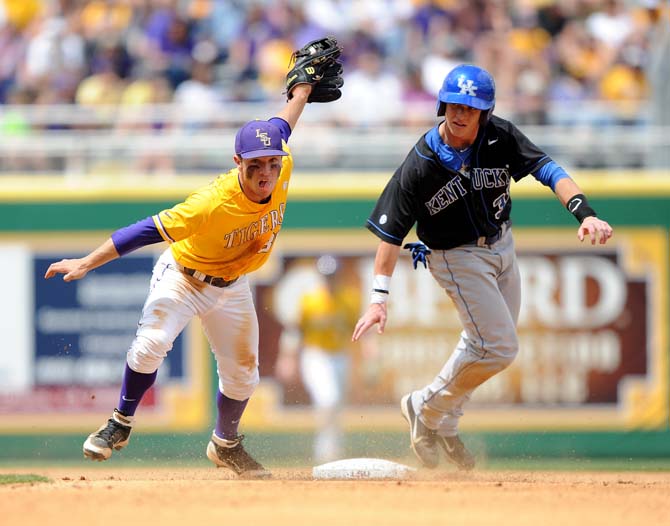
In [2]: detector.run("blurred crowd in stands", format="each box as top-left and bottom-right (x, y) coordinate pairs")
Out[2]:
(0, 0), (666, 130)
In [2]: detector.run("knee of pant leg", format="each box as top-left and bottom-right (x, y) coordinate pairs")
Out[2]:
(472, 330), (518, 370)
(219, 369), (259, 401)
(127, 333), (172, 373)
(492, 338), (519, 371)
(498, 350), (518, 371)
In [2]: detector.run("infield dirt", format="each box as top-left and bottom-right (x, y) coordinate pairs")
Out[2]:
(2, 466), (669, 526)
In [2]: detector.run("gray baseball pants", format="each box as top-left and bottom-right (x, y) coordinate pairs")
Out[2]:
(412, 225), (521, 436)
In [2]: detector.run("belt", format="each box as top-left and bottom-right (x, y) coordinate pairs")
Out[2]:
(177, 264), (238, 288)
(467, 220), (511, 248)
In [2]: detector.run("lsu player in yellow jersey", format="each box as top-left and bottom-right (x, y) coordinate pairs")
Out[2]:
(275, 255), (360, 464)
(44, 74), (331, 478)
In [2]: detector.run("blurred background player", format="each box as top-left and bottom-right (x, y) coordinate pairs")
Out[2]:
(275, 255), (360, 464)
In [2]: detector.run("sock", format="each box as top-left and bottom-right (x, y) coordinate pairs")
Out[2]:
(215, 391), (249, 440)
(117, 363), (157, 416)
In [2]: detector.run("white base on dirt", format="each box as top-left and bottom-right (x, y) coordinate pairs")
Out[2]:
(312, 458), (416, 480)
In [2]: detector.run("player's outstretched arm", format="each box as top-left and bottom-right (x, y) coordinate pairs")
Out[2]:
(275, 84), (312, 131)
(554, 177), (613, 245)
(352, 242), (400, 341)
(44, 238), (120, 282)
(276, 36), (343, 131)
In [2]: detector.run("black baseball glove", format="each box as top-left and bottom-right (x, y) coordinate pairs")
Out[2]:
(285, 36), (343, 103)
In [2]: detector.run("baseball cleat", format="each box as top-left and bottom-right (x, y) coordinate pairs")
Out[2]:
(207, 433), (272, 479)
(83, 409), (133, 461)
(400, 393), (439, 469)
(436, 434), (475, 471)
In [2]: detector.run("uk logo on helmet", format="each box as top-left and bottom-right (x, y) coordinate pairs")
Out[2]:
(457, 76), (477, 96)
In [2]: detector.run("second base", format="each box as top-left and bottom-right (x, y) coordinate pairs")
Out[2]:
(312, 458), (416, 480)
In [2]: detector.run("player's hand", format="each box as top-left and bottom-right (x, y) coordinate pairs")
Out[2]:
(352, 303), (387, 341)
(44, 258), (90, 281)
(578, 216), (613, 245)
(289, 83), (313, 100)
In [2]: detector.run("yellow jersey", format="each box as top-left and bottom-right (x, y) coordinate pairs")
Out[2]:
(153, 144), (293, 280)
(299, 285), (360, 353)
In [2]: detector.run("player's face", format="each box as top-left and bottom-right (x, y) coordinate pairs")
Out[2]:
(445, 103), (481, 144)
(235, 155), (282, 203)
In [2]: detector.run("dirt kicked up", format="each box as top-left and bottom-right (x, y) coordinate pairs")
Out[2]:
(1, 466), (669, 526)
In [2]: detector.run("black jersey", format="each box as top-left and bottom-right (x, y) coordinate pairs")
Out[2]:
(366, 115), (552, 250)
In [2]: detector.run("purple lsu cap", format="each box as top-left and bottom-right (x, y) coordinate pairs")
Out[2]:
(234, 120), (287, 159)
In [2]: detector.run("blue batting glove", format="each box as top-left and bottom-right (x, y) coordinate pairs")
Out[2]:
(403, 242), (431, 269)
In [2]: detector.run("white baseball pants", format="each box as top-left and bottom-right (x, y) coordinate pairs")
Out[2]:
(126, 249), (259, 401)
(300, 347), (350, 463)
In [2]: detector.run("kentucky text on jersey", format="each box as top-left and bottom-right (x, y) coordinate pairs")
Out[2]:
(223, 204), (285, 248)
(471, 167), (510, 190)
(366, 115), (568, 250)
(425, 176), (467, 216)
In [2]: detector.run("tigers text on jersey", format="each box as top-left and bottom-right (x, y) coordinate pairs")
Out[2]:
(153, 145), (293, 280)
(366, 115), (552, 250)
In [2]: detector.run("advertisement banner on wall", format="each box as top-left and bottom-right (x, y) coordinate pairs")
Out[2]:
(245, 227), (668, 432)
(0, 227), (665, 434)
(0, 248), (210, 433)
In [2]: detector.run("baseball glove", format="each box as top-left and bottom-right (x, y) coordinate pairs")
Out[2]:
(286, 36), (343, 103)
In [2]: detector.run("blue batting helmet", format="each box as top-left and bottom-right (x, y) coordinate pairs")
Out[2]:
(436, 64), (496, 121)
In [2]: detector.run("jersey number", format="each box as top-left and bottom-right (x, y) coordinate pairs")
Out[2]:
(258, 233), (277, 253)
(493, 191), (509, 220)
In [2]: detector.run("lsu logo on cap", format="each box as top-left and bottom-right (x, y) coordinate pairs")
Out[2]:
(457, 75), (478, 97)
(256, 129), (272, 146)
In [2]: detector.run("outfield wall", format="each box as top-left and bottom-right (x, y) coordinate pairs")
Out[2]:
(0, 172), (668, 460)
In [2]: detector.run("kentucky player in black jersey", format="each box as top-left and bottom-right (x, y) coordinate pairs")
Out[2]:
(352, 64), (613, 470)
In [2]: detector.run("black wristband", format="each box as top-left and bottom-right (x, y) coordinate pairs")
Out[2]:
(566, 194), (597, 224)
(372, 288), (389, 294)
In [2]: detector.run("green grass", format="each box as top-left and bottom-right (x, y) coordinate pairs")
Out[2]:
(481, 457), (670, 472)
(1, 431), (670, 472)
(1, 457), (669, 473)
(0, 474), (51, 485)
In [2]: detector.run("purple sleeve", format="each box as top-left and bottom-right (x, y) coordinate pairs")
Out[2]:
(269, 117), (291, 142)
(111, 216), (164, 256)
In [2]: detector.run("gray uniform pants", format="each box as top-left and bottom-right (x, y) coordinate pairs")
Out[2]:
(413, 225), (521, 436)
